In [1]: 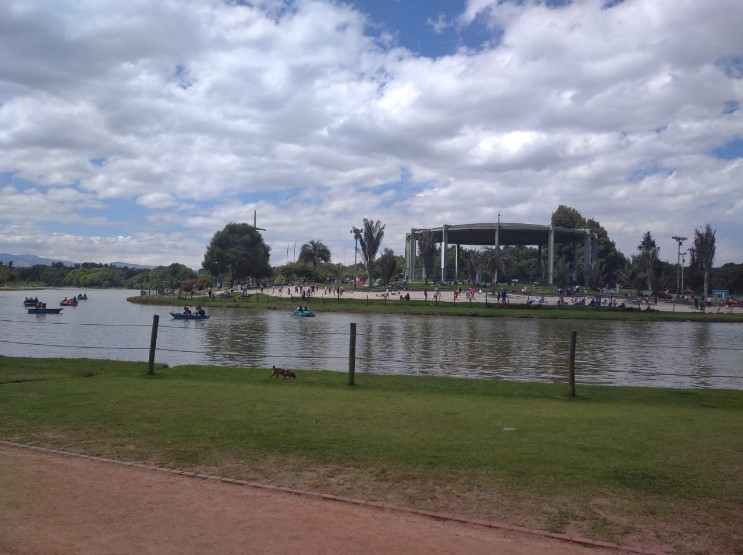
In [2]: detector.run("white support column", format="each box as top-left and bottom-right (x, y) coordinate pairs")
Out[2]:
(454, 244), (459, 281)
(440, 225), (448, 281)
(408, 229), (417, 281)
(548, 226), (555, 285)
(584, 231), (592, 280)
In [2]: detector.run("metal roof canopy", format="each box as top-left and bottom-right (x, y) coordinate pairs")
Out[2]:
(411, 222), (591, 246)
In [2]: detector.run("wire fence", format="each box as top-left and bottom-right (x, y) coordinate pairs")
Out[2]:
(1, 315), (742, 387)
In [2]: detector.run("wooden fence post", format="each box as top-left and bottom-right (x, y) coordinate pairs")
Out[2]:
(147, 314), (159, 375)
(347, 322), (356, 386)
(568, 330), (577, 397)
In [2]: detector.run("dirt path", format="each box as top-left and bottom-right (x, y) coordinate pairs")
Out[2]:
(0, 444), (631, 555)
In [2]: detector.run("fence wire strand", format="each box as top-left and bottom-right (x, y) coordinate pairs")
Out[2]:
(2, 314), (742, 383)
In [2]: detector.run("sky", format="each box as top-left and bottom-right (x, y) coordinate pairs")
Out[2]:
(1, 0), (742, 270)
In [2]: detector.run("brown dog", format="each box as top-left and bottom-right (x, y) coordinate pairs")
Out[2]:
(271, 365), (296, 379)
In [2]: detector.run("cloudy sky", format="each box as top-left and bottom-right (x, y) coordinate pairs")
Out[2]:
(1, 0), (741, 270)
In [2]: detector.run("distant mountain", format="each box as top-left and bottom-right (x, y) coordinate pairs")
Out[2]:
(0, 253), (74, 267)
(0, 253), (152, 270)
(109, 261), (154, 270)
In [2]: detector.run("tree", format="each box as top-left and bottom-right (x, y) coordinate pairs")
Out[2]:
(637, 231), (659, 292)
(417, 230), (438, 283)
(585, 261), (607, 290)
(713, 263), (743, 295)
(377, 248), (398, 285)
(551, 205), (585, 229)
(353, 219), (385, 287)
(298, 240), (331, 281)
(551, 205), (586, 276)
(482, 247), (513, 286)
(585, 218), (626, 284)
(616, 258), (644, 291)
(202, 223), (271, 286)
(689, 224), (716, 300)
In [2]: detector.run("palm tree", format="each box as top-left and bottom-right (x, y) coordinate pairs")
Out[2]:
(377, 248), (398, 285)
(616, 259), (644, 292)
(690, 224), (716, 301)
(417, 231), (438, 283)
(585, 261), (607, 291)
(482, 247), (512, 287)
(298, 240), (331, 281)
(353, 219), (385, 287)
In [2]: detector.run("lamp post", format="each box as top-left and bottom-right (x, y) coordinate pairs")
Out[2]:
(671, 235), (687, 294)
(350, 227), (361, 290)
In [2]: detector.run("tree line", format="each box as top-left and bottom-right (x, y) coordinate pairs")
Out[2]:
(1, 208), (741, 297)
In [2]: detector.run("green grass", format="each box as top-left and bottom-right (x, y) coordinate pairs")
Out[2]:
(1, 356), (741, 554)
(130, 292), (743, 322)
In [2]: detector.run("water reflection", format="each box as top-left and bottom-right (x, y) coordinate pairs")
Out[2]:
(0, 289), (741, 389)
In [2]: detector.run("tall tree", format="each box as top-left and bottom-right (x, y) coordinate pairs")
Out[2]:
(417, 230), (438, 283)
(585, 218), (626, 284)
(353, 219), (385, 287)
(551, 205), (586, 275)
(689, 224), (716, 301)
(298, 240), (331, 280)
(637, 231), (659, 291)
(551, 205), (585, 229)
(202, 223), (271, 286)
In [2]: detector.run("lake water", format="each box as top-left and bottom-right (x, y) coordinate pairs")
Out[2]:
(1, 288), (741, 389)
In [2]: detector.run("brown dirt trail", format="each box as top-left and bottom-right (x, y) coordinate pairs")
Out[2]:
(0, 444), (633, 555)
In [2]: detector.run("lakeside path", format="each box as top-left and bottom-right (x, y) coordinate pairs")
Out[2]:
(0, 443), (640, 555)
(267, 285), (729, 314)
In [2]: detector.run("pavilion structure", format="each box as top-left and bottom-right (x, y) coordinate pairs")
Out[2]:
(404, 221), (598, 285)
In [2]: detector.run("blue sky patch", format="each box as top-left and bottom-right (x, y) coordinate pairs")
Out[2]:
(722, 100), (739, 115)
(716, 55), (743, 79)
(350, 0), (494, 57)
(627, 162), (674, 182)
(711, 137), (743, 160)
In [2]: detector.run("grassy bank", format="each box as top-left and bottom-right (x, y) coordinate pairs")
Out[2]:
(1, 356), (741, 554)
(129, 292), (743, 322)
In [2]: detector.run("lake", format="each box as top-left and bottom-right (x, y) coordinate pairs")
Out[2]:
(1, 288), (741, 389)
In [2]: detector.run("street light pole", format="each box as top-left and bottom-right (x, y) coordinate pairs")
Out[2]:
(350, 227), (360, 290)
(671, 235), (687, 295)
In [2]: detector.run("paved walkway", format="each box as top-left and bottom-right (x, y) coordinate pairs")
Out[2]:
(269, 285), (726, 314)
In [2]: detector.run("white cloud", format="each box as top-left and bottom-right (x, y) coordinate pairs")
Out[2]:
(0, 0), (741, 270)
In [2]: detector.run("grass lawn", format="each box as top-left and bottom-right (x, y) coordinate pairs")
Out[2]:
(1, 356), (741, 554)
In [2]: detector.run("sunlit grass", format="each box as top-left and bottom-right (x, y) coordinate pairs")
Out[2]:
(1, 356), (741, 554)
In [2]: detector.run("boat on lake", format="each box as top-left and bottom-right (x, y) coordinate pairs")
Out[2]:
(60, 298), (78, 306)
(292, 309), (315, 317)
(77, 293), (88, 300)
(28, 307), (63, 314)
(170, 312), (209, 320)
